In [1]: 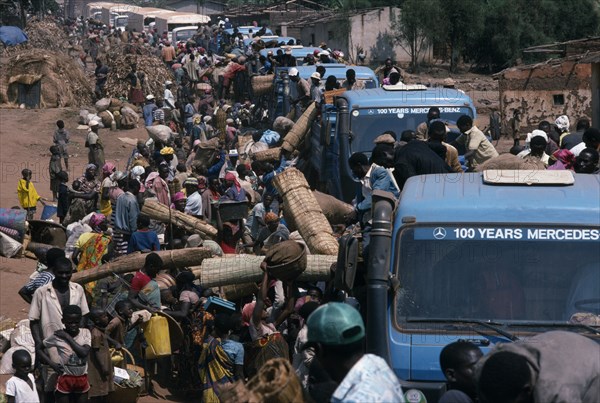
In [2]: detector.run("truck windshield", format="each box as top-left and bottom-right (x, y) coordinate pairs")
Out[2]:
(115, 18), (128, 28)
(394, 225), (600, 328)
(350, 106), (472, 153)
(174, 29), (196, 42)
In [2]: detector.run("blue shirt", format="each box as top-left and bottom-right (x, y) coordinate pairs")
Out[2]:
(127, 229), (161, 253)
(357, 164), (400, 212)
(142, 103), (157, 126)
(259, 130), (280, 146)
(114, 192), (139, 234)
(261, 156), (287, 197)
(221, 339), (244, 366)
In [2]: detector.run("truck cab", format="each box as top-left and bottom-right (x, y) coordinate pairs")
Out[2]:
(308, 84), (476, 202)
(361, 171), (600, 402)
(172, 26), (199, 43)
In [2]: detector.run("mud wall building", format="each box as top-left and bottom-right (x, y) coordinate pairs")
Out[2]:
(496, 58), (592, 134)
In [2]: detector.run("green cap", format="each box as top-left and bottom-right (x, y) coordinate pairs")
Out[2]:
(306, 302), (365, 346)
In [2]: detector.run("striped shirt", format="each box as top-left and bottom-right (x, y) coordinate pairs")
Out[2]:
(24, 271), (55, 293)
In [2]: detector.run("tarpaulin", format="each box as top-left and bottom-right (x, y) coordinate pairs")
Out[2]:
(0, 26), (28, 46)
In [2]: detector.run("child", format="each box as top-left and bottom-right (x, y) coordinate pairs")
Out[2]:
(56, 171), (69, 224)
(5, 349), (40, 403)
(53, 120), (70, 169)
(105, 300), (136, 353)
(39, 305), (91, 403)
(438, 341), (483, 403)
(17, 169), (45, 220)
(87, 309), (114, 403)
(49, 145), (63, 201)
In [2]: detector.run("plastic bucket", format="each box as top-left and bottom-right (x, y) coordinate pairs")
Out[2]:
(41, 205), (57, 220)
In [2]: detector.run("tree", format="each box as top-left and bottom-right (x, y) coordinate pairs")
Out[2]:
(390, 0), (437, 72)
(436, 0), (484, 72)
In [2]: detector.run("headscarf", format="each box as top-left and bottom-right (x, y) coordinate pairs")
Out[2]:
(264, 212), (279, 224)
(241, 302), (256, 326)
(89, 213), (106, 231)
(525, 129), (549, 145)
(555, 115), (570, 132)
(131, 165), (145, 182)
(225, 171), (241, 191)
(160, 147), (175, 155)
(548, 149), (575, 170)
(172, 191), (186, 203)
(85, 163), (97, 172)
(102, 162), (116, 176)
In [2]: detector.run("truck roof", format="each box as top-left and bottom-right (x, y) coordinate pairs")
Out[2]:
(259, 46), (321, 59)
(397, 172), (600, 226)
(341, 87), (475, 109)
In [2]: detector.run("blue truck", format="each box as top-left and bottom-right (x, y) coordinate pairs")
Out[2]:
(350, 171), (600, 401)
(302, 84), (476, 202)
(269, 63), (378, 121)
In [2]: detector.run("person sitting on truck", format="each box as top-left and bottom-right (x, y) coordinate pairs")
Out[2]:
(342, 69), (365, 91)
(519, 134), (550, 167)
(393, 140), (450, 189)
(305, 302), (404, 402)
(477, 331), (600, 403)
(573, 148), (599, 174)
(438, 341), (483, 403)
(309, 72), (322, 104)
(416, 107), (440, 141)
(429, 120), (462, 173)
(454, 115), (499, 170)
(582, 127), (600, 152)
(348, 151), (399, 260)
(288, 68), (311, 111)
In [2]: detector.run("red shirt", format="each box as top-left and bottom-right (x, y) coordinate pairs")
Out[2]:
(131, 271), (151, 292)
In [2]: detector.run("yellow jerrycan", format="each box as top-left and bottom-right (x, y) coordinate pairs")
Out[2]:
(142, 314), (171, 359)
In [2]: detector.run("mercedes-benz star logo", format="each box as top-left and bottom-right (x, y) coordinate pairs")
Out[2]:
(433, 227), (446, 240)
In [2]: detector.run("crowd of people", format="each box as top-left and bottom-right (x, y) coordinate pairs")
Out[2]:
(6, 13), (600, 403)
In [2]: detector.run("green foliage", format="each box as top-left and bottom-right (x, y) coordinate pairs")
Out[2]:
(389, 0), (599, 72)
(389, 0), (437, 72)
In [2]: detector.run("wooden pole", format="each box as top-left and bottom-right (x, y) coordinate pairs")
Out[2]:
(71, 248), (213, 284)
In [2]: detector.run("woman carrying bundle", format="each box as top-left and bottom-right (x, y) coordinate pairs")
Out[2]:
(244, 269), (296, 378)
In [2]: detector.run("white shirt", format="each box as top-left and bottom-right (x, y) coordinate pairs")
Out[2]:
(185, 191), (203, 216)
(164, 88), (175, 109)
(570, 142), (586, 157)
(332, 354), (404, 403)
(5, 374), (39, 403)
(29, 282), (90, 339)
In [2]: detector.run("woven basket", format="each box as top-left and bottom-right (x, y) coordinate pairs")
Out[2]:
(265, 241), (307, 281)
(221, 282), (259, 300)
(282, 102), (318, 153)
(252, 75), (274, 96)
(252, 147), (281, 162)
(246, 358), (303, 403)
(272, 167), (310, 195)
(273, 168), (339, 255)
(199, 254), (335, 288)
(313, 190), (354, 225)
